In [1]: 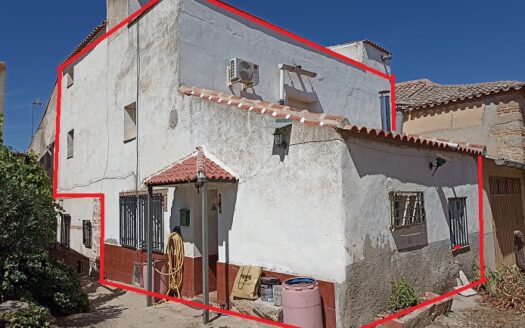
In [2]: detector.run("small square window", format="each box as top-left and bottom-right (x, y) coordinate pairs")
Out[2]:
(124, 103), (137, 142)
(389, 191), (426, 229)
(66, 67), (74, 88)
(448, 197), (469, 248)
(67, 129), (74, 159)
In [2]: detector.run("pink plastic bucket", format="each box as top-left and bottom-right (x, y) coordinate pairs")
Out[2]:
(282, 277), (323, 328)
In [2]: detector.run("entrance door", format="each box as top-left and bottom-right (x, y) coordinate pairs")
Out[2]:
(489, 177), (525, 267)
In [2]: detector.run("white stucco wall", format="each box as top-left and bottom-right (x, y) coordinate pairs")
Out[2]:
(178, 0), (390, 128)
(342, 138), (481, 262)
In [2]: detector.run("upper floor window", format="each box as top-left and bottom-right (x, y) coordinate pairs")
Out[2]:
(67, 129), (74, 159)
(66, 67), (74, 88)
(124, 103), (137, 142)
(448, 197), (469, 248)
(389, 191), (426, 229)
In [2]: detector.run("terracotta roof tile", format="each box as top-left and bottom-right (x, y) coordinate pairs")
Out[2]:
(178, 86), (486, 156)
(396, 79), (525, 111)
(144, 147), (237, 186)
(62, 21), (107, 66)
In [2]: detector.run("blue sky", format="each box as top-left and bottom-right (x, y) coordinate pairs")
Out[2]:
(1, 0), (524, 151)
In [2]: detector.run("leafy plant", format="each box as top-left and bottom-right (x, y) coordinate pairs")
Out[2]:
(1, 253), (89, 316)
(0, 145), (59, 266)
(0, 302), (54, 328)
(387, 277), (420, 312)
(477, 266), (525, 313)
(0, 146), (88, 316)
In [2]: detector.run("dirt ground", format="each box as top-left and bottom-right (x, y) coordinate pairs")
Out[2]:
(428, 294), (525, 328)
(55, 279), (270, 328)
(56, 279), (525, 328)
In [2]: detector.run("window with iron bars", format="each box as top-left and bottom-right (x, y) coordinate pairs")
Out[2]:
(61, 214), (71, 248)
(82, 220), (92, 248)
(448, 197), (469, 248)
(119, 194), (164, 252)
(389, 191), (426, 229)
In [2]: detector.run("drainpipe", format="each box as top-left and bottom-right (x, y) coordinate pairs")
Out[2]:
(146, 185), (153, 306)
(196, 147), (209, 324)
(278, 65), (285, 105)
(379, 90), (391, 132)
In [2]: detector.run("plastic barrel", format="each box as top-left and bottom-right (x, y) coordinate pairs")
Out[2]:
(282, 277), (323, 328)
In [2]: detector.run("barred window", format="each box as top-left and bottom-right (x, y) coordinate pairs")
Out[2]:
(119, 194), (164, 252)
(83, 220), (92, 248)
(61, 214), (71, 248)
(389, 191), (426, 229)
(448, 197), (469, 248)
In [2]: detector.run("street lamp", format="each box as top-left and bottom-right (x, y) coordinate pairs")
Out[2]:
(31, 98), (43, 143)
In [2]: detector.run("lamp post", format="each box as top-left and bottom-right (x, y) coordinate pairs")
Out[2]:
(31, 98), (43, 143)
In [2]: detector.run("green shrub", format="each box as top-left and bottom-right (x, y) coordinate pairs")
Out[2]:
(0, 145), (59, 266)
(0, 303), (53, 328)
(1, 253), (89, 316)
(387, 277), (420, 312)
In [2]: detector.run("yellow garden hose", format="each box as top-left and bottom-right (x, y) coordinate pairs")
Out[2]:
(154, 231), (185, 300)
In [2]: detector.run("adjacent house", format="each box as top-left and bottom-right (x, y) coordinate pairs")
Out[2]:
(30, 1), (488, 327)
(398, 78), (525, 269)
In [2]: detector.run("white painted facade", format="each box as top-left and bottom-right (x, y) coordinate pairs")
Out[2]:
(31, 0), (489, 326)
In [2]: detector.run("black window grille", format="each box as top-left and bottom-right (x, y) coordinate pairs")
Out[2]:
(119, 194), (164, 252)
(61, 214), (71, 248)
(83, 220), (92, 248)
(389, 191), (426, 229)
(448, 197), (469, 248)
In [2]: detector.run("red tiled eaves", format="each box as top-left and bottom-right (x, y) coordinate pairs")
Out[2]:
(144, 148), (237, 186)
(61, 21), (107, 67)
(338, 125), (485, 155)
(396, 79), (525, 111)
(179, 86), (485, 156)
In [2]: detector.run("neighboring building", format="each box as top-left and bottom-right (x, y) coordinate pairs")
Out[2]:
(398, 78), (525, 268)
(0, 61), (5, 144)
(30, 1), (489, 327)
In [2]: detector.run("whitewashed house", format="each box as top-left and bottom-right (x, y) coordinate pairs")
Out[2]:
(30, 0), (491, 327)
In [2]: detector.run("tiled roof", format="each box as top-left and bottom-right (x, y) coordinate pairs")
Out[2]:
(144, 147), (237, 186)
(396, 79), (525, 111)
(179, 86), (485, 156)
(62, 21), (107, 66)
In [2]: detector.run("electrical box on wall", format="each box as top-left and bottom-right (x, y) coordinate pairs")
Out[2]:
(179, 208), (190, 226)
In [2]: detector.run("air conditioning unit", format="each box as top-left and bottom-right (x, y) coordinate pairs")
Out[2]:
(229, 57), (259, 86)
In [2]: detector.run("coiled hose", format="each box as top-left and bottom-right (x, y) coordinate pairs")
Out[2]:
(154, 231), (185, 299)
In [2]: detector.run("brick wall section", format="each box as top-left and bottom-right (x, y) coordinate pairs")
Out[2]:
(216, 262), (336, 328)
(490, 99), (525, 162)
(103, 244), (218, 298)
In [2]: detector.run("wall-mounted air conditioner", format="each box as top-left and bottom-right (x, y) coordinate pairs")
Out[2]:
(229, 57), (259, 87)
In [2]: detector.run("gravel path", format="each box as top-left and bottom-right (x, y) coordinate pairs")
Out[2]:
(55, 279), (271, 328)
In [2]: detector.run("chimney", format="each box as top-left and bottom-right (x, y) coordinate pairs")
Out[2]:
(107, 0), (128, 30)
(328, 40), (391, 75)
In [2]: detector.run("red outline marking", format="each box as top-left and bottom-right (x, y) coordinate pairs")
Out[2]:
(51, 1), (485, 327)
